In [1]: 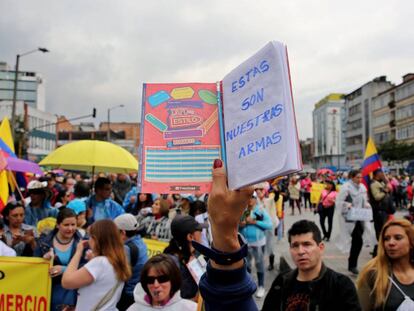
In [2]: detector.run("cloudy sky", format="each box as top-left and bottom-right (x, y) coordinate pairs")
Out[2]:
(1, 0), (413, 139)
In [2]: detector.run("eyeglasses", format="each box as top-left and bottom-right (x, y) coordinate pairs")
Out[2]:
(146, 275), (170, 284)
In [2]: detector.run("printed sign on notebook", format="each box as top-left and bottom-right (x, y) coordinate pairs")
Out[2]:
(138, 41), (302, 193)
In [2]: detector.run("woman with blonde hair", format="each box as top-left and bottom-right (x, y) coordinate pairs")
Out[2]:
(62, 219), (131, 310)
(357, 218), (414, 310)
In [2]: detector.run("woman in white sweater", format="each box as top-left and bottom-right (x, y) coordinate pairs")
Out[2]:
(127, 254), (196, 311)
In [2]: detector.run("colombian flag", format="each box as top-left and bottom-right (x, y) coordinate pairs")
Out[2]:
(361, 138), (382, 189)
(0, 117), (16, 211)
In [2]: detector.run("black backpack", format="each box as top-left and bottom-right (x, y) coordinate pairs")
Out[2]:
(125, 240), (139, 267)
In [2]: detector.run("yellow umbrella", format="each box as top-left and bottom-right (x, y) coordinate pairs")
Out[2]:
(39, 140), (138, 174)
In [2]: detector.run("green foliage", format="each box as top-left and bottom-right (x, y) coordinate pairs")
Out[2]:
(378, 139), (414, 161)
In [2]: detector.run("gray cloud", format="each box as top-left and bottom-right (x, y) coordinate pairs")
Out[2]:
(1, 0), (413, 138)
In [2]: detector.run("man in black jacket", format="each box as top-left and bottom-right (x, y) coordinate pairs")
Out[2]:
(262, 220), (361, 311)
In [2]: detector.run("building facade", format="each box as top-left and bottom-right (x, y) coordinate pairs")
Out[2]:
(0, 62), (46, 110)
(57, 121), (140, 158)
(313, 93), (346, 169)
(300, 138), (314, 166)
(99, 122), (140, 157)
(0, 101), (56, 161)
(372, 73), (414, 146)
(345, 76), (393, 166)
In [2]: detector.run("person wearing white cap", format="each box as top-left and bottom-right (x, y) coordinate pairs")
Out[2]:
(25, 180), (58, 226)
(114, 214), (149, 310)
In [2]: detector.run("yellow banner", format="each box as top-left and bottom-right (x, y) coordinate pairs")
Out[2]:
(143, 238), (169, 258)
(0, 256), (51, 311)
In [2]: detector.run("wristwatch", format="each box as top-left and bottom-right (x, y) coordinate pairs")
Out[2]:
(191, 234), (248, 265)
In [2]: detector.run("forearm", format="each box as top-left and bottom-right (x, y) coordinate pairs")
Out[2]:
(64, 251), (82, 276)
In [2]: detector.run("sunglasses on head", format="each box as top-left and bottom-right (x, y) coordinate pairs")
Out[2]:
(146, 275), (170, 284)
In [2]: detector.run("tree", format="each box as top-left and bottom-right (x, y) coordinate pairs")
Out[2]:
(378, 139), (414, 162)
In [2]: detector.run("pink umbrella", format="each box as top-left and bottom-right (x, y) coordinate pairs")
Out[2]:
(317, 168), (334, 176)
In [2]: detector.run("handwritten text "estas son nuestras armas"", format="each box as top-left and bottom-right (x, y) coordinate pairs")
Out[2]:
(228, 58), (283, 159)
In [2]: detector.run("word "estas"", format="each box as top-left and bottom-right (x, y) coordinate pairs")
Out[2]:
(239, 131), (282, 159)
(231, 60), (270, 93)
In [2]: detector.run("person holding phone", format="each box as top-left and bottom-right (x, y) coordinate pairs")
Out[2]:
(34, 208), (86, 311)
(2, 202), (37, 256)
(62, 219), (131, 310)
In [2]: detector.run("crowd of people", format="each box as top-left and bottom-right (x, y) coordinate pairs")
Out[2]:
(1, 165), (414, 310)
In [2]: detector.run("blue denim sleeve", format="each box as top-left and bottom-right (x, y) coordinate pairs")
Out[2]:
(199, 261), (258, 311)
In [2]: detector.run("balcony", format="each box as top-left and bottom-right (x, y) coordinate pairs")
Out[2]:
(389, 120), (396, 128)
(388, 100), (395, 109)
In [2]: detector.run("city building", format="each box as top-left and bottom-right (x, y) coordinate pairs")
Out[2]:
(344, 76), (393, 166)
(0, 101), (56, 161)
(99, 122), (140, 157)
(0, 62), (46, 110)
(372, 73), (414, 146)
(57, 121), (140, 158)
(312, 93), (346, 169)
(300, 138), (314, 166)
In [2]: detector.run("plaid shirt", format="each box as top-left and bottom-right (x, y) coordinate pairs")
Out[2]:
(144, 216), (172, 242)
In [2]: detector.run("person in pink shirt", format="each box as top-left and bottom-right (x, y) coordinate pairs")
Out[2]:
(300, 174), (312, 210)
(318, 180), (337, 241)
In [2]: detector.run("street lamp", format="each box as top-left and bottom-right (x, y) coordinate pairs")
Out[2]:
(107, 104), (124, 141)
(11, 47), (49, 138)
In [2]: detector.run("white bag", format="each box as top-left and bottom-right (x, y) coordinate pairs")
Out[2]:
(346, 207), (373, 222)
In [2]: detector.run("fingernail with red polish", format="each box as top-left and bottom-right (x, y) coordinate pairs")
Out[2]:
(213, 159), (223, 169)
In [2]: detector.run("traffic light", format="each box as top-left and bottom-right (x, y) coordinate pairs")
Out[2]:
(92, 108), (96, 118)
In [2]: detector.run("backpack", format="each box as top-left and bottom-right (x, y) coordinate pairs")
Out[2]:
(125, 240), (139, 267)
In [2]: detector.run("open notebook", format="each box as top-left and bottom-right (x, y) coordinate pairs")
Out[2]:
(138, 41), (302, 193)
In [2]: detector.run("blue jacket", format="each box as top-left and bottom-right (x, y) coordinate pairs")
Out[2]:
(123, 235), (148, 296)
(239, 205), (272, 244)
(34, 229), (87, 311)
(200, 261), (258, 311)
(25, 200), (58, 226)
(85, 195), (124, 222)
(123, 186), (138, 212)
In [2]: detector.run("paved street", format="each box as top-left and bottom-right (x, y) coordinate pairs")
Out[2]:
(252, 203), (405, 308)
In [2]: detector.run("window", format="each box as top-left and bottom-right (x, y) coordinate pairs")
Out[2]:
(396, 124), (414, 140)
(346, 135), (363, 146)
(374, 132), (389, 144)
(349, 103), (362, 116)
(396, 103), (414, 120)
(348, 119), (362, 130)
(373, 114), (390, 127)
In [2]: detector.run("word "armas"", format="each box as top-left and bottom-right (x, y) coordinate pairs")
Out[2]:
(239, 131), (281, 159)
